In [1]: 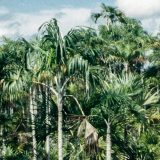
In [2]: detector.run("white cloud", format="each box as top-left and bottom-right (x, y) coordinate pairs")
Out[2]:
(0, 7), (91, 38)
(116, 0), (160, 34)
(141, 18), (160, 34)
(116, 0), (160, 18)
(2, 1), (159, 37)
(58, 8), (91, 35)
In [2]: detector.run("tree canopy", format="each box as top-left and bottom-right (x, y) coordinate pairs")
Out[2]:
(0, 3), (160, 160)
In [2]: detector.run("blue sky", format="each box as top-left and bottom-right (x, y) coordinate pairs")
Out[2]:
(0, 0), (115, 12)
(0, 0), (159, 38)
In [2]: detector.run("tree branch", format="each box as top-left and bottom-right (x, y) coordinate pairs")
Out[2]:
(33, 81), (58, 96)
(65, 95), (85, 116)
(61, 77), (71, 92)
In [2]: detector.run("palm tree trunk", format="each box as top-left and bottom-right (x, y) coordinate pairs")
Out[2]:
(30, 87), (37, 160)
(0, 125), (6, 156)
(57, 93), (63, 160)
(45, 133), (50, 160)
(106, 122), (111, 160)
(124, 124), (128, 160)
(124, 62), (129, 75)
(0, 125), (2, 155)
(45, 81), (50, 160)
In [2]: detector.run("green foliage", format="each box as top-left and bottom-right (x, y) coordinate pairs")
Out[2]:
(2, 146), (30, 160)
(0, 3), (160, 160)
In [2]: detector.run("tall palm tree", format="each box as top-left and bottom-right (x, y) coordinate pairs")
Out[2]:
(29, 86), (37, 160)
(24, 19), (99, 160)
(88, 70), (159, 159)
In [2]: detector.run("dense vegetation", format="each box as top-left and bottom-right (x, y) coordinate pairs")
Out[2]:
(0, 3), (160, 160)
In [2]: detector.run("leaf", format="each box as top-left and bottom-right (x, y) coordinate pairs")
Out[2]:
(85, 120), (98, 140)
(143, 90), (159, 106)
(77, 119), (86, 137)
(85, 120), (98, 155)
(77, 119), (98, 155)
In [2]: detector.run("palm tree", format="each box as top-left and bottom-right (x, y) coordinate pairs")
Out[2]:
(87, 69), (159, 159)
(91, 3), (126, 28)
(24, 18), (99, 160)
(0, 38), (31, 157)
(92, 4), (151, 75)
(101, 73), (139, 160)
(45, 80), (51, 160)
(29, 86), (37, 160)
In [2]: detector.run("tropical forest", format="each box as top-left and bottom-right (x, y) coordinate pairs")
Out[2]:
(0, 3), (160, 160)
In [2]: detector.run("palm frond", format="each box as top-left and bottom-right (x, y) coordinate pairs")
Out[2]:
(77, 119), (98, 156)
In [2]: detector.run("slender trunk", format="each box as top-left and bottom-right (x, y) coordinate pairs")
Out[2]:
(0, 125), (2, 155)
(124, 125), (128, 160)
(10, 106), (13, 115)
(124, 62), (129, 76)
(45, 81), (50, 160)
(30, 87), (37, 160)
(0, 125), (6, 156)
(106, 122), (111, 160)
(57, 93), (63, 160)
(45, 133), (50, 160)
